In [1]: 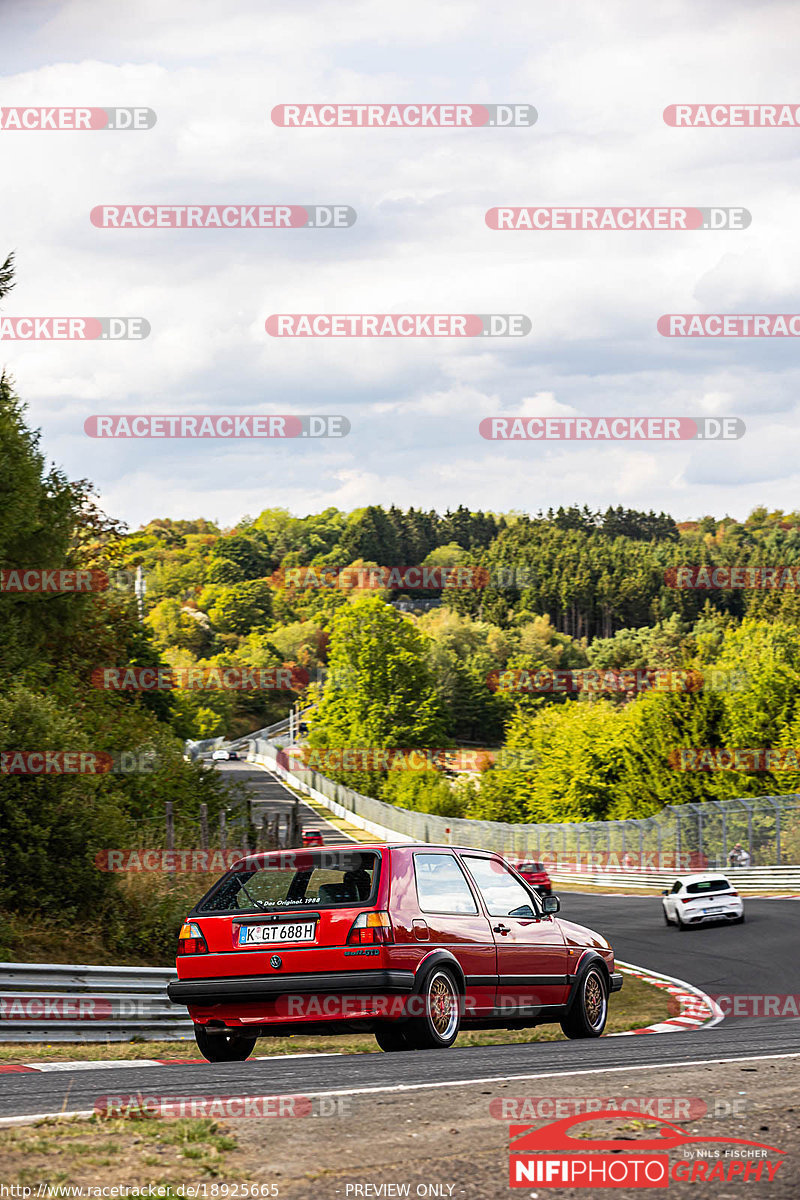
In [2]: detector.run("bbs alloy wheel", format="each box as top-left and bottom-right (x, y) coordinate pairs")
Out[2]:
(405, 967), (461, 1050)
(560, 965), (609, 1039)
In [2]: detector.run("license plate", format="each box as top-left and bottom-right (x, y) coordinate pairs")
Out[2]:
(238, 922), (316, 946)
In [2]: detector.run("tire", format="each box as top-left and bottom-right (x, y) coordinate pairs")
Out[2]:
(734, 913), (745, 924)
(374, 1022), (414, 1052)
(663, 907), (672, 926)
(194, 1024), (257, 1063)
(560, 964), (609, 1039)
(676, 912), (689, 931)
(404, 967), (462, 1050)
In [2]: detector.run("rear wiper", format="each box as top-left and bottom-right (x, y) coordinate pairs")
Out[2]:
(239, 880), (268, 910)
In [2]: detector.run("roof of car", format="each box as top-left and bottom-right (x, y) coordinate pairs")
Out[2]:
(228, 843), (505, 860)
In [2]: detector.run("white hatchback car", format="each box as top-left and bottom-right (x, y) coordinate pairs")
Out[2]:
(211, 748), (230, 761)
(661, 874), (744, 930)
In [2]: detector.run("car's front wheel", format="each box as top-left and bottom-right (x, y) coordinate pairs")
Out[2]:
(663, 906), (672, 925)
(404, 967), (462, 1049)
(560, 964), (609, 1039)
(194, 1024), (257, 1062)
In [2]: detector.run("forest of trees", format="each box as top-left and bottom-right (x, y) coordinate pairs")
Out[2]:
(106, 485), (800, 829)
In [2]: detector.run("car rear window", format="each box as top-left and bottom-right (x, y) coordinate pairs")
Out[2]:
(194, 849), (381, 913)
(516, 862), (545, 872)
(686, 878), (731, 894)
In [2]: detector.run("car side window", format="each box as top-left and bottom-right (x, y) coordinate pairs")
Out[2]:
(670, 881), (682, 894)
(463, 856), (538, 918)
(413, 853), (478, 915)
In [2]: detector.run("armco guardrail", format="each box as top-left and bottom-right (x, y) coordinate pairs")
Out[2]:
(0, 963), (192, 1043)
(548, 865), (800, 892)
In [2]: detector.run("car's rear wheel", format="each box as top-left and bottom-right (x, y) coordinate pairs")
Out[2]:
(404, 968), (461, 1050)
(194, 1024), (257, 1062)
(663, 907), (671, 925)
(734, 913), (745, 924)
(677, 913), (689, 931)
(374, 1022), (414, 1052)
(560, 964), (609, 1039)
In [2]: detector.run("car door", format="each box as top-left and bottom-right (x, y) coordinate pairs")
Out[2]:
(461, 854), (569, 1014)
(666, 880), (682, 918)
(411, 851), (497, 1017)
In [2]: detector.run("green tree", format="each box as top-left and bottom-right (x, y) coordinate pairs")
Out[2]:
(308, 597), (448, 795)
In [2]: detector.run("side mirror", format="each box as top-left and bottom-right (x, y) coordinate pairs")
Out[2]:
(661, 890), (669, 896)
(542, 895), (560, 915)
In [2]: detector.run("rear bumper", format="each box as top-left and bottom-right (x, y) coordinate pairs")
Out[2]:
(167, 969), (415, 1006)
(685, 907), (742, 922)
(609, 973), (624, 993)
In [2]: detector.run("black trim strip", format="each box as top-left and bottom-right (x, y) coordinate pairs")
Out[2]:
(464, 974), (571, 987)
(499, 975), (571, 986)
(167, 969), (414, 1005)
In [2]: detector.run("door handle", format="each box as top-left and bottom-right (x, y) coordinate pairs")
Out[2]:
(493, 923), (511, 935)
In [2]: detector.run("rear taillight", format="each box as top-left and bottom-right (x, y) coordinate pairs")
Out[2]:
(681, 897), (693, 904)
(346, 911), (393, 945)
(728, 890), (739, 897)
(178, 921), (208, 955)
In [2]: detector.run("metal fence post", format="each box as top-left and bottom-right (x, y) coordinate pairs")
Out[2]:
(199, 804), (209, 851)
(219, 811), (227, 853)
(165, 802), (174, 878)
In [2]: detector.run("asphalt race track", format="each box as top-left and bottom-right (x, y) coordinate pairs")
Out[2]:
(1, 763), (798, 1121)
(220, 759), (354, 846)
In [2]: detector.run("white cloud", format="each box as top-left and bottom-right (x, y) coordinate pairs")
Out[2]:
(1, 0), (799, 525)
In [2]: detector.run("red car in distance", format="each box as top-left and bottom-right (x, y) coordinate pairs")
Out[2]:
(511, 860), (553, 896)
(167, 843), (621, 1062)
(301, 829), (324, 847)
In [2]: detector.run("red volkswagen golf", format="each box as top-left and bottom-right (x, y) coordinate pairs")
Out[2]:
(167, 844), (622, 1061)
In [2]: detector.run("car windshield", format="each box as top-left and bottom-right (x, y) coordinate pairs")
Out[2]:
(194, 849), (381, 913)
(686, 878), (730, 894)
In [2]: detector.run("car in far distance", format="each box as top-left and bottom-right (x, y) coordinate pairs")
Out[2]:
(511, 860), (552, 896)
(301, 829), (324, 847)
(212, 748), (231, 761)
(661, 874), (744, 930)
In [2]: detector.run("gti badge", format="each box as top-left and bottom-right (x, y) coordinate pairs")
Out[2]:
(270, 955), (282, 969)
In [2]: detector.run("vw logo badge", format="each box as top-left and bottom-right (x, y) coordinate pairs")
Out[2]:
(270, 954), (282, 969)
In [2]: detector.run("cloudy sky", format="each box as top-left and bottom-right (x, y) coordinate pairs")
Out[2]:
(1, 0), (799, 529)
